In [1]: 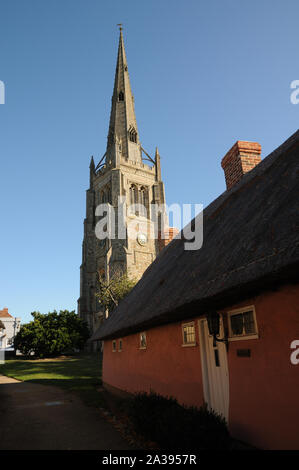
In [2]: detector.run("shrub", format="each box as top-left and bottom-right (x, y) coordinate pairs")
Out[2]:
(126, 390), (231, 450)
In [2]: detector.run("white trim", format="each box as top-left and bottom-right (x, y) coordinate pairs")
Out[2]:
(198, 319), (211, 406)
(228, 334), (259, 342)
(198, 317), (229, 422)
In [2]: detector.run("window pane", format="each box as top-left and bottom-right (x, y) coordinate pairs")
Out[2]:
(214, 349), (220, 367)
(230, 314), (243, 335)
(243, 311), (256, 334)
(183, 324), (195, 344)
(183, 329), (188, 343)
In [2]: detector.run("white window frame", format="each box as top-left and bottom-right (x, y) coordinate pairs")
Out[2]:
(118, 339), (123, 352)
(112, 340), (117, 352)
(181, 321), (196, 347)
(227, 305), (259, 341)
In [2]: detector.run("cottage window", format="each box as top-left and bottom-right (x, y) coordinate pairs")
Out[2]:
(119, 339), (122, 352)
(228, 306), (258, 341)
(140, 332), (147, 349)
(182, 322), (196, 346)
(112, 340), (117, 352)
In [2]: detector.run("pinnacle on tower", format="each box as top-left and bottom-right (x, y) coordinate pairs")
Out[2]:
(89, 155), (95, 169)
(155, 147), (162, 181)
(89, 155), (95, 185)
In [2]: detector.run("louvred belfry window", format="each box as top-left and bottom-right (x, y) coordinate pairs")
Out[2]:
(129, 126), (137, 143)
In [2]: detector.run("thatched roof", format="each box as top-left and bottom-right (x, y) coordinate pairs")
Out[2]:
(92, 129), (299, 341)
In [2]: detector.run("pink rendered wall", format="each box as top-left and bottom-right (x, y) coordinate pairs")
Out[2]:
(103, 320), (205, 407)
(225, 284), (299, 449)
(102, 283), (299, 449)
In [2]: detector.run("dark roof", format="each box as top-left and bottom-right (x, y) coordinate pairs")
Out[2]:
(93, 130), (299, 341)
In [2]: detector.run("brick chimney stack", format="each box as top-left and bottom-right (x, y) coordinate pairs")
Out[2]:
(158, 227), (180, 252)
(221, 141), (262, 190)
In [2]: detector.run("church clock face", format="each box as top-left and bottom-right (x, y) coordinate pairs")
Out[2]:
(137, 232), (147, 246)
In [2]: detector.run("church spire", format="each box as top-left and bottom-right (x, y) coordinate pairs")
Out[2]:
(106, 27), (141, 164)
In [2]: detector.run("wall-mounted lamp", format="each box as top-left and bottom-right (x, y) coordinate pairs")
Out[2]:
(206, 311), (228, 348)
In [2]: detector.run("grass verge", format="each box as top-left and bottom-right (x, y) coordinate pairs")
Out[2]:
(0, 353), (104, 407)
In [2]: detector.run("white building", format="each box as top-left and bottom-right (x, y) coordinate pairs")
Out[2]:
(0, 307), (21, 350)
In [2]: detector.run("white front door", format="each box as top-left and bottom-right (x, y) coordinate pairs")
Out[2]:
(199, 318), (229, 422)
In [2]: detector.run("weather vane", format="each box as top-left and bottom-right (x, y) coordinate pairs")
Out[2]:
(117, 23), (123, 32)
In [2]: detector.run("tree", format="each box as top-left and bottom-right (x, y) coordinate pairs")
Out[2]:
(96, 270), (137, 316)
(14, 310), (89, 358)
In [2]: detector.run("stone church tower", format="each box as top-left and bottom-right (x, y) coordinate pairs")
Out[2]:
(78, 29), (174, 335)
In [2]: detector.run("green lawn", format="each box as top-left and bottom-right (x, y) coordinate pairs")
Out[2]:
(0, 353), (104, 407)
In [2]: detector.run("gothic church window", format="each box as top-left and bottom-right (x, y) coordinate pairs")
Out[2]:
(129, 185), (133, 207)
(140, 186), (149, 217)
(129, 184), (138, 214)
(100, 186), (111, 205)
(129, 184), (149, 217)
(129, 184), (138, 205)
(118, 91), (124, 101)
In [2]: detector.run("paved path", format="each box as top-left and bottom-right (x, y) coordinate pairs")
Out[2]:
(0, 375), (131, 450)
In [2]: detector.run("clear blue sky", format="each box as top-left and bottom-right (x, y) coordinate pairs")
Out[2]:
(0, 0), (298, 324)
